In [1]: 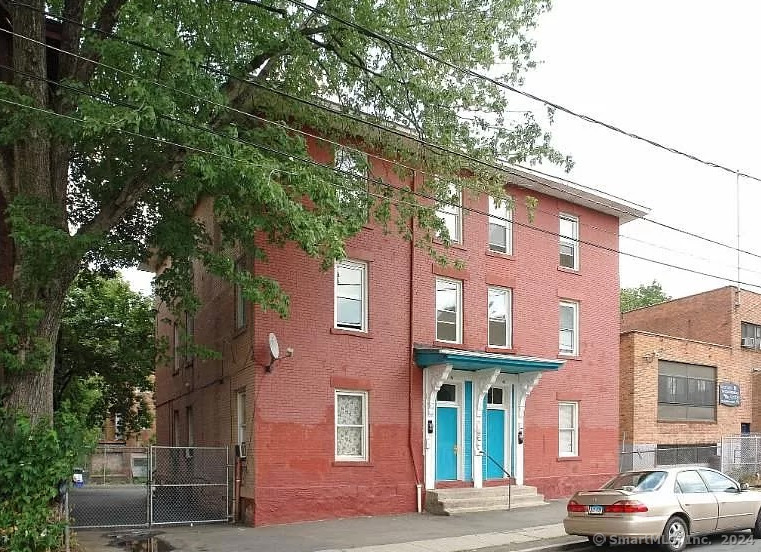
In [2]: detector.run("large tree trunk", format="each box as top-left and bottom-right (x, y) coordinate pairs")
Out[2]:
(0, 2), (74, 425)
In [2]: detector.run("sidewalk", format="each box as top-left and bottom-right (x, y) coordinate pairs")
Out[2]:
(76, 500), (588, 552)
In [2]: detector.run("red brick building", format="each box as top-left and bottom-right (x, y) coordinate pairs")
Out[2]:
(153, 138), (647, 525)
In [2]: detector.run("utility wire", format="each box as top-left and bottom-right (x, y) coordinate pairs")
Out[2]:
(7, 5), (758, 263)
(257, 0), (761, 184)
(4, 94), (761, 293)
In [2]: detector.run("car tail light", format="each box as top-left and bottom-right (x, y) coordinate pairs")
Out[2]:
(567, 499), (586, 513)
(606, 500), (648, 513)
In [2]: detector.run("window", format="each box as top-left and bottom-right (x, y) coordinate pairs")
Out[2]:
(656, 444), (717, 466)
(437, 383), (457, 402)
(186, 406), (194, 446)
(559, 214), (579, 270)
(334, 147), (369, 211)
(436, 182), (462, 244)
(235, 258), (246, 330)
(172, 322), (180, 374)
(488, 287), (512, 348)
(236, 389), (247, 458)
(335, 390), (368, 461)
(675, 470), (708, 494)
(335, 260), (368, 331)
(436, 278), (462, 343)
(113, 413), (124, 441)
(699, 469), (738, 493)
(658, 360), (716, 421)
(185, 311), (195, 366)
(558, 401), (579, 457)
(487, 387), (504, 405)
(559, 301), (579, 356)
(172, 409), (180, 447)
(488, 196), (512, 254)
(741, 322), (761, 349)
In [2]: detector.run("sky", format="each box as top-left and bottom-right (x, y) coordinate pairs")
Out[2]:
(125, 1), (761, 299)
(517, 0), (761, 299)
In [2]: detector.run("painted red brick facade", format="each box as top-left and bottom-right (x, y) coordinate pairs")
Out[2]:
(153, 139), (644, 525)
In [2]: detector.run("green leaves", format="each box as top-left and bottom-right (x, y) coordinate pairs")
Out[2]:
(620, 280), (671, 313)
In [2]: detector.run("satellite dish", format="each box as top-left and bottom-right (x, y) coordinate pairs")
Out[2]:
(268, 332), (280, 360)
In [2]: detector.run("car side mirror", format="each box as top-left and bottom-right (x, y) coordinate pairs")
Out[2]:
(741, 483), (749, 492)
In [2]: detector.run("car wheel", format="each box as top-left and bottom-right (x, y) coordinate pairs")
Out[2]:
(660, 516), (688, 552)
(753, 508), (761, 539)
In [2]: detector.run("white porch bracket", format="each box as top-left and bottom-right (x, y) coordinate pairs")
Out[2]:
(424, 363), (452, 490)
(514, 372), (543, 485)
(471, 368), (501, 488)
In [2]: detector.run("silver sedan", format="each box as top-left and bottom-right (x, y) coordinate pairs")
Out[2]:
(563, 467), (761, 552)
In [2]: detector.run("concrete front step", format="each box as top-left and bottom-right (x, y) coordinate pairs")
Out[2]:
(426, 485), (547, 515)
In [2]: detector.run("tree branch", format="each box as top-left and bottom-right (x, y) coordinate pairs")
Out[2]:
(72, 0), (128, 84)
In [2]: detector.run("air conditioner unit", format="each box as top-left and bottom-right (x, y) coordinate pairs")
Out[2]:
(742, 337), (755, 348)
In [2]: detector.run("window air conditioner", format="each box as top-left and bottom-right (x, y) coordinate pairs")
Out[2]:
(742, 337), (755, 348)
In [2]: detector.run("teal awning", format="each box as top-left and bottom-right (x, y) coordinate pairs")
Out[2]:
(414, 347), (564, 373)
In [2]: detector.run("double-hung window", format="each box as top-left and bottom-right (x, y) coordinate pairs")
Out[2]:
(335, 260), (368, 331)
(335, 147), (368, 210)
(335, 390), (368, 461)
(488, 196), (512, 254)
(436, 183), (462, 244)
(559, 214), (579, 270)
(559, 300), (579, 356)
(436, 278), (462, 343)
(558, 401), (579, 457)
(236, 389), (247, 458)
(488, 287), (512, 348)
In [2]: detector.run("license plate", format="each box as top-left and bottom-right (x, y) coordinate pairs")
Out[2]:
(588, 505), (604, 515)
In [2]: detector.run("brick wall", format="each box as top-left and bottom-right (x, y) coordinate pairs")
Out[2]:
(621, 287), (734, 345)
(155, 137), (626, 524)
(620, 330), (751, 446)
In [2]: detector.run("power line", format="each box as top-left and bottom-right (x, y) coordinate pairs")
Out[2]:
(259, 0), (761, 184)
(8, 1), (761, 264)
(4, 95), (761, 293)
(0, 33), (748, 278)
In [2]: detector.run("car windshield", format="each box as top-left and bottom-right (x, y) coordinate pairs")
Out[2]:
(602, 471), (667, 493)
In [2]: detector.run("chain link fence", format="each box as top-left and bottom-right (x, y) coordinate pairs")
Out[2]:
(68, 445), (229, 528)
(619, 444), (720, 472)
(150, 446), (229, 525)
(721, 435), (761, 482)
(68, 445), (149, 528)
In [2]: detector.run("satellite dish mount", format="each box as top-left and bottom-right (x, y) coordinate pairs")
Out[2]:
(266, 332), (280, 372)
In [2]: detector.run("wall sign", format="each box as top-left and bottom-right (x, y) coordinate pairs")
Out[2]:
(719, 382), (741, 407)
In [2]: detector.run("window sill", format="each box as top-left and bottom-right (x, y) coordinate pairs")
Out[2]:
(331, 327), (374, 339)
(557, 456), (582, 462)
(233, 326), (247, 339)
(433, 239), (467, 251)
(557, 265), (581, 275)
(434, 340), (467, 350)
(657, 419), (718, 424)
(486, 250), (515, 261)
(485, 346), (516, 355)
(558, 354), (582, 361)
(333, 460), (374, 467)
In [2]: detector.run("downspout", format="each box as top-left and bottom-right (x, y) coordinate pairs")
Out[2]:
(408, 170), (422, 513)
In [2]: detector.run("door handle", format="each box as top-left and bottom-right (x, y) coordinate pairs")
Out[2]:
(453, 444), (458, 454)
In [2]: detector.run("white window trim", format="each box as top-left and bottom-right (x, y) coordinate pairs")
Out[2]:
(172, 322), (180, 374)
(435, 277), (463, 344)
(559, 213), (579, 271)
(559, 300), (579, 356)
(436, 183), (462, 244)
(235, 258), (246, 331)
(334, 259), (369, 332)
(236, 389), (247, 458)
(487, 286), (512, 349)
(558, 401), (579, 457)
(335, 390), (369, 462)
(488, 196), (513, 254)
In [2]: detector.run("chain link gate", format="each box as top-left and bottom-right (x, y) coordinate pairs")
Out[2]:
(150, 446), (230, 525)
(722, 434), (761, 481)
(69, 445), (229, 528)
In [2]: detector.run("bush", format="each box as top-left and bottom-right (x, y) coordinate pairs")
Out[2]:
(0, 408), (94, 552)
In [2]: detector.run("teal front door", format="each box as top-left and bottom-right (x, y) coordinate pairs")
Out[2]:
(436, 406), (458, 480)
(486, 409), (506, 478)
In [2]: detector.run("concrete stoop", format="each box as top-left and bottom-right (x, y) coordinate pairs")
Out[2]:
(426, 485), (547, 515)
